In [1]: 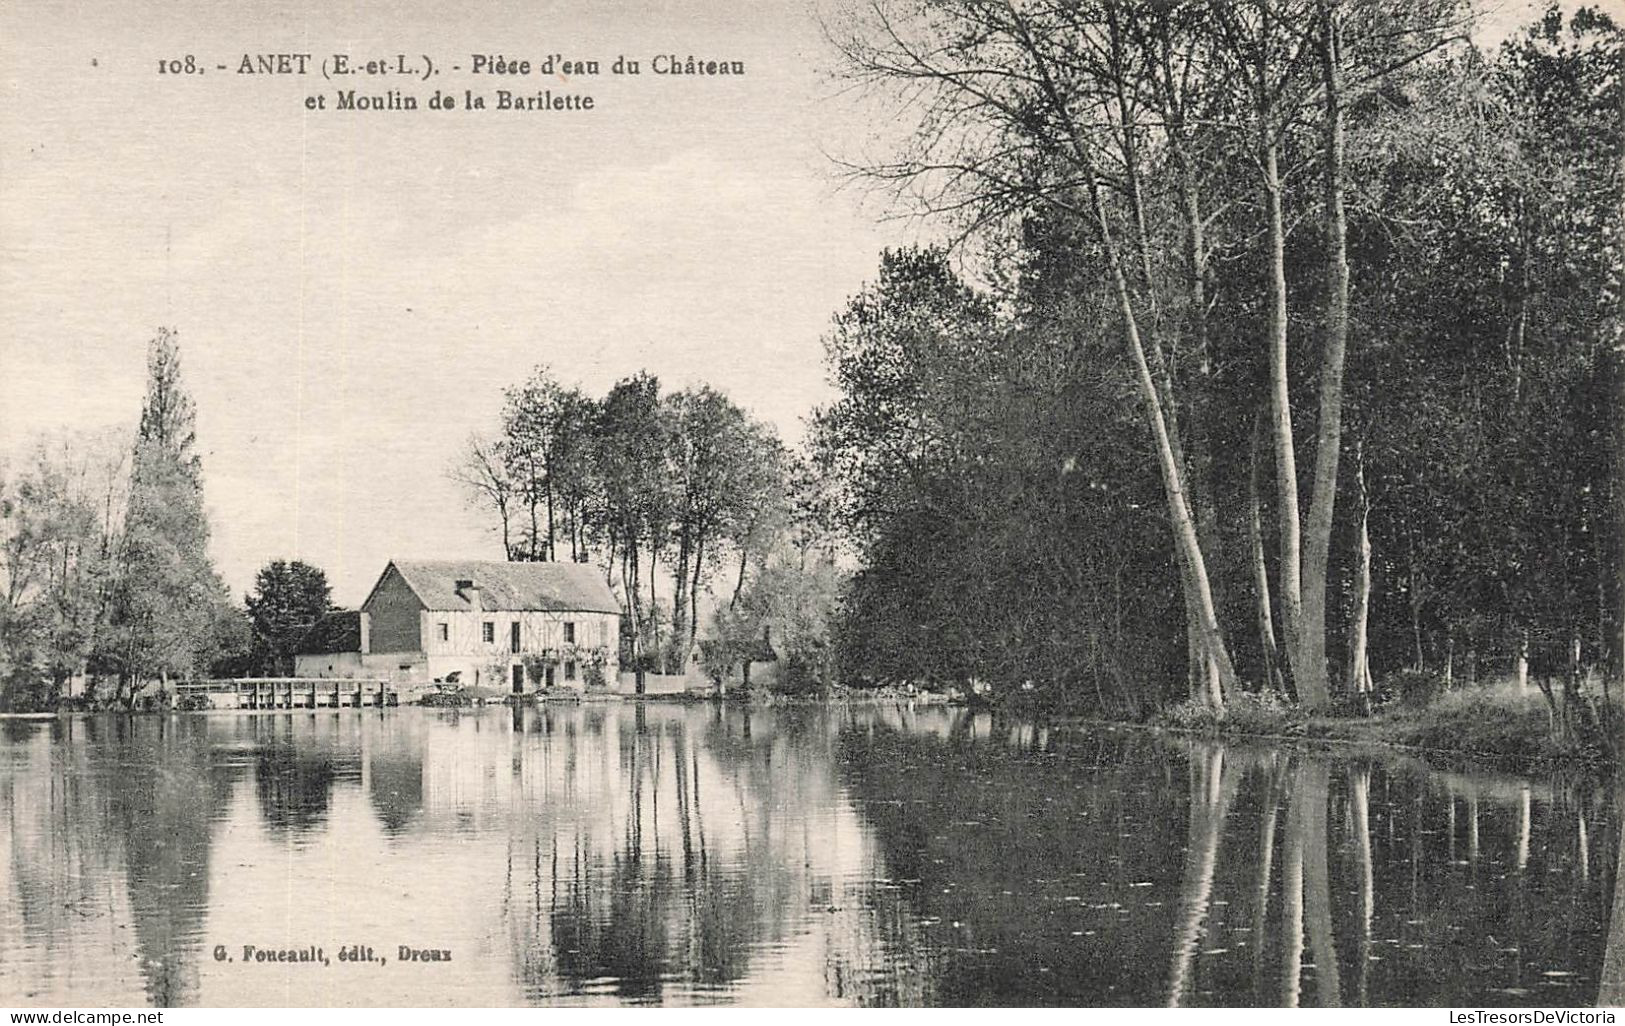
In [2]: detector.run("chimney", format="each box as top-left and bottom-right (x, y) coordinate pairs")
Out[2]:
(358, 611), (371, 655)
(456, 577), (480, 609)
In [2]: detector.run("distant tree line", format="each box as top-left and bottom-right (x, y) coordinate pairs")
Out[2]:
(816, 2), (1624, 719)
(452, 367), (833, 679)
(0, 329), (352, 709)
(0, 329), (243, 709)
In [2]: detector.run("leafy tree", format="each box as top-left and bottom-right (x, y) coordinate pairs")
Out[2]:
(0, 432), (126, 708)
(666, 387), (787, 665)
(454, 366), (796, 681)
(812, 247), (1186, 709)
(594, 372), (677, 671)
(705, 555), (840, 694)
(94, 328), (233, 703)
(243, 560), (333, 675)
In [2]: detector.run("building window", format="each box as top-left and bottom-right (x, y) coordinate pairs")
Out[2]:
(437, 623), (449, 642)
(510, 621), (521, 653)
(482, 621), (495, 644)
(563, 621), (576, 644)
(564, 660), (577, 681)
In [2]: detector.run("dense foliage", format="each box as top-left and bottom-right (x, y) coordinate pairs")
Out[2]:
(816, 2), (1624, 718)
(453, 367), (813, 680)
(242, 560), (334, 676)
(1, 329), (241, 709)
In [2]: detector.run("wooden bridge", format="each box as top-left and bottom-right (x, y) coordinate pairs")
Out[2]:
(175, 677), (399, 709)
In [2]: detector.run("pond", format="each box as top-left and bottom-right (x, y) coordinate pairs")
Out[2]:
(0, 704), (1620, 1007)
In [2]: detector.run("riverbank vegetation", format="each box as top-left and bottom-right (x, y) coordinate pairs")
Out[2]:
(1162, 677), (1618, 765)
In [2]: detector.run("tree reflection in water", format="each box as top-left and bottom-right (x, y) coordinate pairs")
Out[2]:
(1, 706), (1622, 1007)
(250, 716), (361, 834)
(835, 715), (1622, 1007)
(1599, 778), (1625, 1005)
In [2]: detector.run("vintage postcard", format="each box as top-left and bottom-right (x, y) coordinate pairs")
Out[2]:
(3, 0), (1624, 1013)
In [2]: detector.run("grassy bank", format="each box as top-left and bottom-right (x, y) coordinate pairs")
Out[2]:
(1158, 679), (1621, 769)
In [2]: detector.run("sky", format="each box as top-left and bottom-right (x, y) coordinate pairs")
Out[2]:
(0, 0), (916, 604)
(0, 0), (1605, 606)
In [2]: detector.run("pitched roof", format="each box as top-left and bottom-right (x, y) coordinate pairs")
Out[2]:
(297, 610), (363, 655)
(382, 559), (620, 614)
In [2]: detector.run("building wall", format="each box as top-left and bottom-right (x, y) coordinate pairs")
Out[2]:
(414, 609), (620, 692)
(294, 652), (366, 677)
(418, 609), (616, 658)
(364, 565), (423, 654)
(614, 671), (708, 696)
(293, 651), (429, 682)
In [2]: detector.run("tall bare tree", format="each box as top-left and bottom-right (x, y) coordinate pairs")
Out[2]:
(829, 0), (1241, 706)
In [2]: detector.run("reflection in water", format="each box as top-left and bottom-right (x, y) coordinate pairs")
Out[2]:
(1296, 760), (1339, 1008)
(1601, 781), (1625, 1005)
(1167, 744), (1236, 1007)
(1351, 765), (1375, 1006)
(0, 706), (1620, 1007)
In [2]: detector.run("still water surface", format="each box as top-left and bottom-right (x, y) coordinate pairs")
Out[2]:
(1, 704), (1622, 1007)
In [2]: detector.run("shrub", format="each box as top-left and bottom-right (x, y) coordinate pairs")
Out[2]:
(1161, 689), (1300, 736)
(1384, 682), (1558, 762)
(582, 651), (609, 690)
(521, 653), (553, 688)
(1379, 668), (1445, 708)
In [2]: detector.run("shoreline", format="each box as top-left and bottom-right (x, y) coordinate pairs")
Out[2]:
(10, 690), (1614, 780)
(1054, 713), (1618, 775)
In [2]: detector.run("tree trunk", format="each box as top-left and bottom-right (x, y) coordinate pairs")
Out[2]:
(688, 532), (705, 659)
(1262, 127), (1308, 705)
(1077, 135), (1236, 709)
(1348, 441), (1374, 699)
(1300, 0), (1351, 713)
(527, 455), (541, 561)
(544, 473), (556, 561)
(731, 548), (749, 609)
(1282, 765), (1306, 1007)
(1351, 765), (1375, 1006)
(1250, 414), (1286, 695)
(621, 542), (643, 667)
(1104, 17), (1219, 700)
(1299, 761), (1341, 1006)
(1517, 631), (1530, 692)
(1251, 758), (1281, 1000)
(649, 544), (663, 673)
(674, 529), (692, 659)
